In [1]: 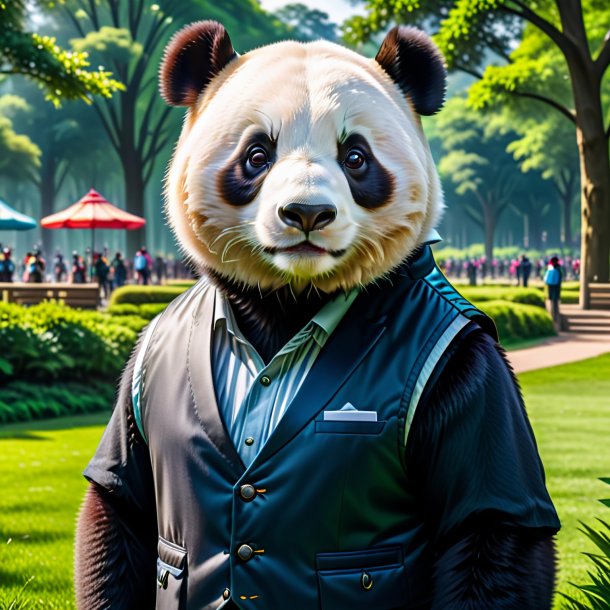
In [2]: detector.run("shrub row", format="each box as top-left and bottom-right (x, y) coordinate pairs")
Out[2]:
(459, 286), (546, 308)
(0, 380), (115, 423)
(0, 301), (148, 385)
(476, 300), (556, 343)
(109, 285), (190, 306)
(107, 302), (168, 320)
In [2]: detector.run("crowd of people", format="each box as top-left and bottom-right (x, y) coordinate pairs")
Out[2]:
(441, 253), (579, 287)
(0, 244), (194, 292)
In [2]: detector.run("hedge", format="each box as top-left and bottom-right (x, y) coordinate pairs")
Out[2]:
(0, 380), (114, 423)
(460, 286), (546, 308)
(107, 302), (168, 320)
(476, 300), (556, 343)
(0, 301), (148, 385)
(108, 285), (190, 306)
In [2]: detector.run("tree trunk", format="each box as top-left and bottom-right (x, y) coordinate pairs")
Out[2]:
(559, 2), (610, 308)
(123, 151), (146, 259)
(558, 181), (575, 249)
(120, 89), (147, 259)
(39, 153), (56, 258)
(482, 201), (496, 264)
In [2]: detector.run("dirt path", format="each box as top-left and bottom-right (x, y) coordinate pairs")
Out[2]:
(508, 305), (610, 373)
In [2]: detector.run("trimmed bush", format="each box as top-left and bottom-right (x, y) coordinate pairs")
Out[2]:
(0, 381), (114, 424)
(107, 302), (168, 320)
(108, 285), (189, 306)
(476, 300), (555, 343)
(561, 290), (580, 304)
(0, 301), (147, 385)
(460, 286), (546, 308)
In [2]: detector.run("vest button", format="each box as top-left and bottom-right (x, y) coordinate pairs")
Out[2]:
(223, 588), (230, 600)
(237, 544), (254, 562)
(244, 437), (255, 446)
(361, 571), (373, 590)
(239, 484), (257, 501)
(260, 375), (271, 386)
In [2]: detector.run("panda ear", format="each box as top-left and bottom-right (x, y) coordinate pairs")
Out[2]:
(375, 26), (446, 116)
(159, 21), (238, 107)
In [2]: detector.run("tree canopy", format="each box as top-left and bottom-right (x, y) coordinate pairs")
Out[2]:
(0, 0), (122, 106)
(346, 0), (610, 306)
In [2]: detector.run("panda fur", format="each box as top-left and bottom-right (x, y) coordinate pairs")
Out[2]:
(74, 21), (558, 609)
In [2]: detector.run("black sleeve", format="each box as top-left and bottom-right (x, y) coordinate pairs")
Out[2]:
(406, 326), (559, 608)
(76, 333), (158, 610)
(83, 332), (155, 514)
(406, 325), (560, 543)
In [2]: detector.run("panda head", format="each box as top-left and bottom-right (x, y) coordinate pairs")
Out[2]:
(160, 21), (445, 293)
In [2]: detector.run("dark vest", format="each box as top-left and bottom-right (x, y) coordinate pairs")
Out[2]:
(137, 247), (495, 610)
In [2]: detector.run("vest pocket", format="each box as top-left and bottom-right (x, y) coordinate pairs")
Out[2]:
(316, 546), (408, 610)
(156, 537), (187, 610)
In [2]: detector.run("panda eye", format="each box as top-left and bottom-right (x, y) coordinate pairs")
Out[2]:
(344, 148), (367, 172)
(246, 146), (269, 172)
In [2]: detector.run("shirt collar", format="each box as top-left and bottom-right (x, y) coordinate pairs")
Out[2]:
(214, 287), (358, 347)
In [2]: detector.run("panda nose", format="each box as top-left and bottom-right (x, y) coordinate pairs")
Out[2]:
(278, 203), (337, 232)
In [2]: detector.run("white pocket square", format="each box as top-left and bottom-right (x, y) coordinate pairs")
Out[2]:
(323, 404), (378, 422)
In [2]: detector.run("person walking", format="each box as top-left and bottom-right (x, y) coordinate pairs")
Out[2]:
(111, 252), (127, 289)
(519, 254), (532, 287)
(27, 250), (45, 283)
(53, 251), (67, 282)
(93, 252), (111, 300)
(0, 247), (15, 282)
(72, 252), (87, 284)
(134, 246), (153, 285)
(544, 256), (562, 329)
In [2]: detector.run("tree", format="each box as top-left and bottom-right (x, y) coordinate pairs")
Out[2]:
(434, 97), (526, 262)
(0, 0), (121, 106)
(58, 0), (293, 256)
(276, 3), (338, 41)
(345, 0), (610, 307)
(0, 95), (40, 182)
(506, 111), (580, 248)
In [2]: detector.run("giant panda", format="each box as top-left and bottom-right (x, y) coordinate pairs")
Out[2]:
(74, 21), (559, 610)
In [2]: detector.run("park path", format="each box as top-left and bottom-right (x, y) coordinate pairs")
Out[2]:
(508, 305), (610, 373)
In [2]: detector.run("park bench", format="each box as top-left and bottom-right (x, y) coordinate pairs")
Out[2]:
(589, 283), (610, 310)
(0, 282), (100, 308)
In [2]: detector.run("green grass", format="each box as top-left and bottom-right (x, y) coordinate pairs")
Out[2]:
(1, 355), (610, 608)
(519, 355), (610, 607)
(0, 413), (111, 609)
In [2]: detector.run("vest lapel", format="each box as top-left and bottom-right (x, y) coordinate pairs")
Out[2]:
(188, 284), (246, 478)
(251, 291), (387, 467)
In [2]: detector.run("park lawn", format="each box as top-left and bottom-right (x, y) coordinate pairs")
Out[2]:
(0, 413), (111, 610)
(0, 356), (609, 608)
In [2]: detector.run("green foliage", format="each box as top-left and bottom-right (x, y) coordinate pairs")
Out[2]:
(561, 478), (610, 609)
(107, 302), (168, 320)
(108, 285), (189, 306)
(0, 380), (114, 423)
(0, 95), (40, 181)
(562, 290), (580, 305)
(0, 301), (147, 386)
(276, 3), (338, 41)
(0, 576), (34, 610)
(0, 0), (123, 106)
(460, 286), (546, 307)
(476, 299), (556, 342)
(71, 26), (143, 63)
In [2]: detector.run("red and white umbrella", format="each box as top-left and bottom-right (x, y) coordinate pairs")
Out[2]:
(41, 188), (146, 254)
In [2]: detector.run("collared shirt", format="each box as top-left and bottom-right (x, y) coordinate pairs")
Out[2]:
(212, 288), (358, 467)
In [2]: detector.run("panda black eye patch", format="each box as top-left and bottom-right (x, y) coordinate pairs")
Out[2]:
(218, 134), (276, 206)
(338, 133), (394, 209)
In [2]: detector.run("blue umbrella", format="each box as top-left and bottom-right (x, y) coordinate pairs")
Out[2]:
(0, 198), (37, 231)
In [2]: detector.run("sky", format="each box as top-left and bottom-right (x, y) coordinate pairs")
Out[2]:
(258, 0), (364, 24)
